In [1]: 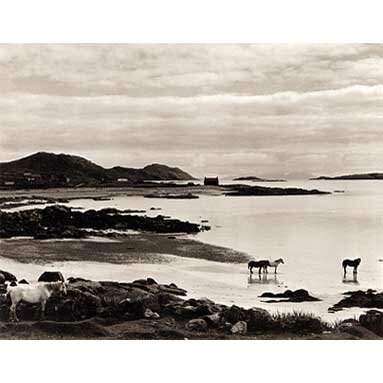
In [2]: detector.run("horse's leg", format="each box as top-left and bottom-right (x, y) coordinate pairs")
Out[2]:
(353, 266), (358, 274)
(10, 303), (18, 322)
(249, 266), (253, 275)
(274, 266), (277, 274)
(258, 267), (262, 275)
(265, 266), (268, 274)
(40, 300), (47, 320)
(343, 266), (347, 276)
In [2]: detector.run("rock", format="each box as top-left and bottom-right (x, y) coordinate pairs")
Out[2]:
(118, 293), (160, 320)
(38, 271), (65, 282)
(0, 269), (17, 282)
(144, 308), (160, 319)
(330, 290), (383, 311)
(260, 289), (320, 302)
(18, 279), (29, 284)
(222, 305), (247, 324)
(246, 307), (273, 331)
(231, 321), (247, 335)
(185, 318), (208, 332)
(203, 313), (221, 327)
(0, 273), (5, 284)
(359, 310), (383, 336)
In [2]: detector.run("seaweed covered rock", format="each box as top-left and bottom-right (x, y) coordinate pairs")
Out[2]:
(359, 310), (383, 336)
(329, 290), (383, 311)
(38, 271), (65, 283)
(0, 270), (17, 282)
(260, 289), (320, 303)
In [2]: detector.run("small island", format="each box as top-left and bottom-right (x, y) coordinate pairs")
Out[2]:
(311, 172), (383, 180)
(233, 176), (286, 182)
(224, 185), (330, 196)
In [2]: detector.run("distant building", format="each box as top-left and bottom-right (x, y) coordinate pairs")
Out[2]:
(204, 177), (219, 186)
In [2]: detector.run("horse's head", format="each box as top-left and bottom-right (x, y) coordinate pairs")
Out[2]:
(277, 258), (284, 264)
(356, 258), (361, 265)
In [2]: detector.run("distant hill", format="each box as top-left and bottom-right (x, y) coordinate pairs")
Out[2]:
(310, 172), (383, 180)
(0, 152), (195, 188)
(233, 176), (286, 182)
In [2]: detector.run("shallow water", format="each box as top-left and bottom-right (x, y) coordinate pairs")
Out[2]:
(62, 180), (383, 293)
(3, 180), (383, 319)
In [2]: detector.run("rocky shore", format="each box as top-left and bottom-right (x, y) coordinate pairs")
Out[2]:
(0, 205), (209, 239)
(0, 274), (382, 340)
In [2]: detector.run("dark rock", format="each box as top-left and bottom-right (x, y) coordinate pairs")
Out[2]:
(359, 310), (383, 336)
(203, 313), (221, 327)
(185, 318), (208, 332)
(38, 271), (65, 282)
(0, 273), (5, 284)
(0, 270), (17, 282)
(330, 290), (383, 311)
(18, 279), (29, 284)
(260, 289), (320, 302)
(246, 307), (273, 331)
(222, 305), (247, 324)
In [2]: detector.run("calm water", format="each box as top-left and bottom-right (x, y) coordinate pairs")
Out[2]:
(4, 180), (383, 318)
(63, 180), (383, 296)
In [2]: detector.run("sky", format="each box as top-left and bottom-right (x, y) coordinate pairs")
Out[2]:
(0, 44), (382, 179)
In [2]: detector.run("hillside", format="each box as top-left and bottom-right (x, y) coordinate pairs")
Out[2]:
(0, 152), (195, 188)
(310, 172), (383, 180)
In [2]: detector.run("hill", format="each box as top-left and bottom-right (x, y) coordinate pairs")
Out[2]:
(310, 172), (383, 180)
(0, 152), (195, 188)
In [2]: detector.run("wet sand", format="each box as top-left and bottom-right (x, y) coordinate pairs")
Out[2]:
(0, 237), (377, 323)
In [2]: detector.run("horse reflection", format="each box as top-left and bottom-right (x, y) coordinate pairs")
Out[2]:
(248, 273), (279, 285)
(342, 273), (359, 285)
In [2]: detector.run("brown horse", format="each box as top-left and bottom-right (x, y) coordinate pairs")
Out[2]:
(342, 258), (361, 276)
(248, 260), (270, 275)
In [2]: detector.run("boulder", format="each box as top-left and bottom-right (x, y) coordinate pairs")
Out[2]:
(185, 318), (208, 332)
(203, 313), (221, 327)
(0, 270), (17, 282)
(246, 307), (273, 331)
(231, 321), (247, 335)
(359, 310), (383, 336)
(18, 279), (29, 284)
(222, 305), (247, 324)
(144, 308), (160, 319)
(38, 271), (65, 283)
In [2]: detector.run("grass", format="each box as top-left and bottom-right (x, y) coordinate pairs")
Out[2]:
(270, 311), (331, 334)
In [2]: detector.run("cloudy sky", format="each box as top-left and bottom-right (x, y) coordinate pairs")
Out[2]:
(0, 44), (382, 178)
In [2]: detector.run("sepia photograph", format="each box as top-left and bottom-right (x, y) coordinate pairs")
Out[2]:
(0, 43), (382, 342)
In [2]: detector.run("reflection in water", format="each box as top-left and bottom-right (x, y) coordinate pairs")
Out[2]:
(342, 273), (359, 285)
(248, 273), (280, 285)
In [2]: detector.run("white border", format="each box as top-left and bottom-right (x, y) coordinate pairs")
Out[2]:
(0, 1), (382, 382)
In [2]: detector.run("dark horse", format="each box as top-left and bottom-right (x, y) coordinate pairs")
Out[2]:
(342, 258), (361, 276)
(248, 260), (270, 275)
